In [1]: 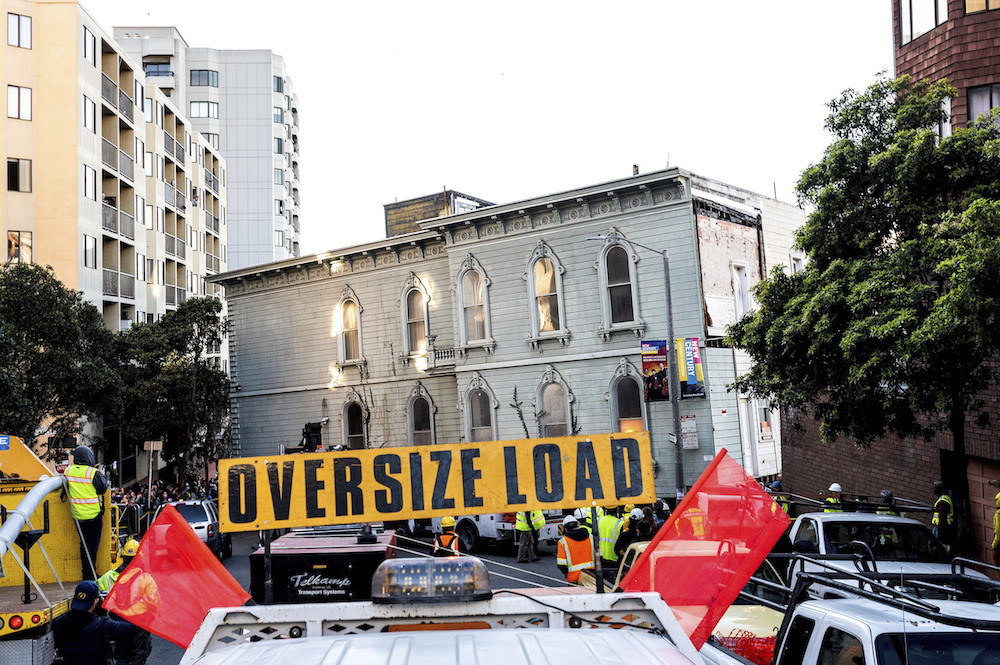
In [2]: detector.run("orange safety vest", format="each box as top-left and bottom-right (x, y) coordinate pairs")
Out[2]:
(114, 568), (162, 621)
(65, 464), (101, 520)
(556, 536), (594, 583)
(433, 531), (461, 557)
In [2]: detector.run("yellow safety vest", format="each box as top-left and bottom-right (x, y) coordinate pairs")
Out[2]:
(65, 464), (101, 520)
(529, 510), (545, 530)
(97, 566), (122, 593)
(932, 495), (954, 526)
(824, 497), (842, 513)
(516, 511), (544, 531)
(597, 515), (623, 562)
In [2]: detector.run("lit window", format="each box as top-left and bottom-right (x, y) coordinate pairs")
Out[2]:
(345, 401), (366, 449)
(7, 85), (31, 120)
(966, 0), (996, 13)
(411, 396), (432, 445)
(190, 70), (218, 87)
(6, 231), (31, 264)
(405, 288), (426, 355)
(341, 298), (361, 362)
(533, 257), (560, 332)
(8, 13), (30, 48)
(614, 376), (644, 433)
(7, 158), (30, 192)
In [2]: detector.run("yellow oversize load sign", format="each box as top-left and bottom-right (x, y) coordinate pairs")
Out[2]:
(219, 433), (654, 532)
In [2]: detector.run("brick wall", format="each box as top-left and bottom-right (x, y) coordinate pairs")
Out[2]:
(384, 193), (451, 238)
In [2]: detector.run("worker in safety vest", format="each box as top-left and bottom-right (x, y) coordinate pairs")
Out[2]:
(556, 516), (595, 583)
(769, 481), (791, 514)
(932, 481), (955, 550)
(515, 510), (544, 563)
(65, 445), (108, 580)
(573, 507), (594, 535)
(597, 511), (625, 574)
(991, 492), (1000, 566)
(824, 482), (844, 513)
(98, 538), (159, 665)
(875, 490), (903, 517)
(433, 516), (461, 556)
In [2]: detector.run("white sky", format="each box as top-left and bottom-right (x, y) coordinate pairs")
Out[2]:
(82, 0), (895, 255)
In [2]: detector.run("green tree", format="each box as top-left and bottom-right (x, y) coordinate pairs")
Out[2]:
(118, 297), (230, 487)
(729, 76), (1000, 552)
(0, 263), (120, 446)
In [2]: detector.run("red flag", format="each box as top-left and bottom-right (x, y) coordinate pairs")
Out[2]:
(620, 449), (789, 649)
(103, 504), (250, 648)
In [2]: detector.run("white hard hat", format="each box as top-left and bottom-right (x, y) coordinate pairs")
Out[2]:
(630, 508), (643, 520)
(573, 507), (587, 519)
(562, 515), (578, 528)
(829, 483), (843, 493)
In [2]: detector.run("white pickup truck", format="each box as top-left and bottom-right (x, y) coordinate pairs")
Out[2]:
(431, 511), (562, 552)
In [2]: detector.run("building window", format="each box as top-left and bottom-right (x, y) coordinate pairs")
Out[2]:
(273, 76), (283, 93)
(969, 84), (1000, 125)
(84, 234), (97, 269)
(144, 98), (152, 123)
(189, 101), (218, 119)
(83, 95), (96, 133)
(7, 85), (30, 119)
(83, 165), (96, 200)
(537, 367), (573, 438)
(274, 168), (284, 185)
(7, 231), (31, 264)
(7, 158), (30, 192)
(136, 253), (146, 281)
(83, 27), (95, 66)
(733, 263), (752, 319)
(8, 13), (30, 48)
(408, 384), (436, 445)
(155, 102), (163, 128)
(274, 230), (284, 247)
(344, 400), (367, 450)
(455, 255), (493, 349)
(273, 137), (283, 154)
(524, 240), (568, 345)
(337, 286), (364, 365)
(273, 106), (283, 123)
(609, 360), (647, 433)
(900, 0), (948, 45)
(405, 289), (427, 355)
(134, 82), (144, 112)
(606, 246), (635, 323)
(203, 133), (219, 149)
(966, 0), (999, 13)
(144, 63), (171, 77)
(595, 230), (644, 338)
(274, 199), (283, 215)
(190, 69), (218, 87)
(791, 256), (804, 274)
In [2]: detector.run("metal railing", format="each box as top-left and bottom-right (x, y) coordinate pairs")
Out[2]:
(118, 90), (133, 122)
(101, 74), (117, 108)
(163, 130), (173, 154)
(165, 285), (176, 306)
(120, 273), (135, 299)
(165, 234), (176, 257)
(175, 139), (186, 163)
(102, 269), (118, 296)
(176, 239), (186, 259)
(119, 211), (135, 240)
(102, 139), (117, 168)
(102, 203), (118, 234)
(204, 169), (219, 193)
(164, 185), (175, 207)
(119, 151), (134, 181)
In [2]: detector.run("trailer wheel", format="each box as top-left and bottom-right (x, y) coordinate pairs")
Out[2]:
(457, 521), (479, 553)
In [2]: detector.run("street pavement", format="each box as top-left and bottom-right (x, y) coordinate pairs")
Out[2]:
(146, 530), (565, 665)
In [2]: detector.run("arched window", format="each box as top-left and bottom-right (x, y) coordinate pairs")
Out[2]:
(462, 372), (498, 442)
(337, 285), (364, 365)
(399, 272), (430, 358)
(595, 229), (644, 340)
(536, 365), (573, 438)
(607, 359), (647, 433)
(454, 255), (494, 352)
(524, 240), (569, 347)
(408, 382), (437, 445)
(343, 393), (368, 450)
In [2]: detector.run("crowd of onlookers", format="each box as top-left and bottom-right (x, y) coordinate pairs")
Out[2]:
(111, 477), (218, 536)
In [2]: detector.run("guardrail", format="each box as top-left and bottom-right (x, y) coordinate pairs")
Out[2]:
(102, 139), (117, 168)
(103, 269), (118, 296)
(119, 210), (135, 240)
(119, 150), (134, 181)
(101, 74), (117, 108)
(120, 273), (135, 299)
(102, 203), (118, 233)
(119, 89), (133, 122)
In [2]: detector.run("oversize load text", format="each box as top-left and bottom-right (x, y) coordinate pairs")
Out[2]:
(219, 433), (654, 532)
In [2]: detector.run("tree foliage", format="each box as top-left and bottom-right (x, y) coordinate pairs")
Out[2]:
(0, 263), (120, 445)
(730, 75), (1000, 449)
(117, 297), (230, 486)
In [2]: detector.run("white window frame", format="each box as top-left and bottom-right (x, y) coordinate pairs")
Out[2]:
(189, 101), (218, 119)
(460, 372), (498, 443)
(336, 284), (365, 367)
(595, 227), (645, 340)
(732, 261), (753, 319)
(342, 388), (368, 450)
(407, 382), (437, 446)
(523, 240), (571, 348)
(399, 272), (430, 358)
(606, 358), (648, 433)
(453, 253), (495, 354)
(7, 85), (30, 120)
(534, 365), (574, 438)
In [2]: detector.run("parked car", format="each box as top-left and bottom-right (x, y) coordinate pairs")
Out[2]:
(154, 499), (232, 559)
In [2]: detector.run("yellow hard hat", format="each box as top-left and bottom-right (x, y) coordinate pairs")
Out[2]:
(624, 504), (635, 513)
(441, 516), (456, 528)
(123, 538), (140, 557)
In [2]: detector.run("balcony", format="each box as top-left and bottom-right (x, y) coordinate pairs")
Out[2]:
(120, 273), (135, 299)
(119, 211), (135, 240)
(165, 234), (176, 257)
(206, 213), (219, 234)
(101, 75), (117, 108)
(428, 346), (457, 372)
(175, 140), (186, 163)
(176, 194), (186, 212)
(119, 151), (134, 181)
(165, 285), (176, 306)
(176, 239), (186, 260)
(102, 139), (117, 169)
(178, 290), (187, 305)
(164, 184), (174, 208)
(204, 169), (218, 194)
(118, 90), (133, 123)
(102, 269), (118, 296)
(102, 204), (118, 234)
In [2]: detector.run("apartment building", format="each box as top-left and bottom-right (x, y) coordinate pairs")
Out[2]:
(212, 168), (806, 496)
(112, 26), (299, 271)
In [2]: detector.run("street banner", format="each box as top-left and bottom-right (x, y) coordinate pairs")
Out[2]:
(640, 340), (669, 402)
(218, 433), (654, 533)
(677, 337), (706, 398)
(104, 504), (250, 648)
(620, 449), (790, 649)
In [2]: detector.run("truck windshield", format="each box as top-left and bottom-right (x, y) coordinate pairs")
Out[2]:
(876, 633), (1000, 665)
(823, 523), (948, 561)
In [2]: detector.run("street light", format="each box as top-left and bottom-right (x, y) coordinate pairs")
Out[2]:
(587, 235), (685, 499)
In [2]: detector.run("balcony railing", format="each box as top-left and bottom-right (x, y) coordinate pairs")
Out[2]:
(165, 234), (176, 257)
(165, 285), (176, 306)
(118, 90), (133, 122)
(176, 194), (186, 212)
(102, 269), (118, 296)
(102, 139), (117, 168)
(119, 151), (134, 181)
(175, 139), (186, 163)
(176, 239), (186, 260)
(119, 211), (135, 240)
(164, 185), (174, 208)
(204, 169), (219, 194)
(120, 273), (135, 299)
(102, 203), (118, 234)
(206, 213), (219, 234)
(178, 290), (187, 305)
(101, 74), (117, 108)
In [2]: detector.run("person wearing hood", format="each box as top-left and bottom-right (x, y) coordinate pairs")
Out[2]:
(52, 580), (136, 665)
(556, 516), (594, 583)
(66, 445), (108, 580)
